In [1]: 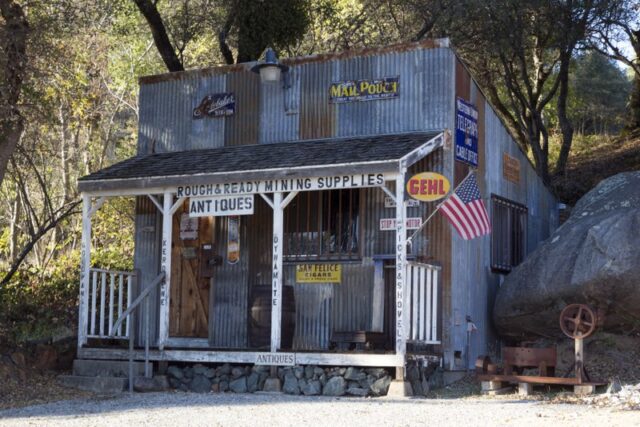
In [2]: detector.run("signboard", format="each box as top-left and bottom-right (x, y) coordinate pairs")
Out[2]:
(296, 264), (341, 283)
(329, 77), (399, 103)
(406, 172), (450, 202)
(193, 92), (235, 119)
(189, 195), (254, 217)
(177, 173), (388, 198)
(380, 217), (422, 231)
(255, 353), (295, 366)
(503, 152), (521, 184)
(455, 98), (479, 167)
(227, 216), (240, 264)
(179, 213), (198, 240)
(384, 196), (420, 208)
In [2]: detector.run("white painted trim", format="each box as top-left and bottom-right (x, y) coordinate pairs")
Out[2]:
(148, 194), (164, 213)
(259, 193), (274, 209)
(271, 192), (284, 352)
(78, 347), (404, 367)
(280, 191), (298, 209)
(395, 172), (407, 363)
(158, 191), (174, 350)
(88, 196), (107, 217)
(380, 185), (396, 203)
(170, 197), (186, 215)
(78, 194), (92, 348)
(399, 132), (445, 169)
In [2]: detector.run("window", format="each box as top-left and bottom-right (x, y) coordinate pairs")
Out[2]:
(491, 195), (527, 272)
(284, 189), (360, 260)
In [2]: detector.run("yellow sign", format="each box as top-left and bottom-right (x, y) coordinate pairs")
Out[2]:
(406, 172), (451, 202)
(295, 264), (341, 283)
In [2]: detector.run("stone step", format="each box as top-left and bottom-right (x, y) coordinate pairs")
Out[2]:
(58, 375), (129, 393)
(73, 359), (149, 378)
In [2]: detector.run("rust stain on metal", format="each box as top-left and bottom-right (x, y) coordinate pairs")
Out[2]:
(139, 39), (446, 86)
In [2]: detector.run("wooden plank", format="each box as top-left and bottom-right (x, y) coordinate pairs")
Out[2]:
(78, 347), (404, 367)
(99, 272), (107, 336)
(90, 270), (97, 335)
(158, 191), (173, 350)
(477, 374), (606, 386)
(271, 192), (284, 352)
(108, 273), (115, 335)
(78, 195), (92, 347)
(169, 211), (183, 336)
(418, 266), (426, 341)
(431, 268), (438, 342)
(117, 274), (124, 336)
(425, 267), (433, 342)
(126, 275), (132, 337)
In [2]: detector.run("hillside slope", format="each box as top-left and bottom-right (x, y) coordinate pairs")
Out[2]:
(552, 129), (640, 206)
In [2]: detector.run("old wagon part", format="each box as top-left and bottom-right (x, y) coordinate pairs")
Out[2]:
(559, 304), (598, 384)
(559, 304), (596, 339)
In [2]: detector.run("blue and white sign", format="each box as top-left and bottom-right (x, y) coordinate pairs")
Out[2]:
(455, 98), (479, 167)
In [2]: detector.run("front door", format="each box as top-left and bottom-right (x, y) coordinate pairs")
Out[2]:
(169, 203), (213, 338)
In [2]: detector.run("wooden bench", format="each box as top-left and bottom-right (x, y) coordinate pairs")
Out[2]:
(502, 346), (556, 377)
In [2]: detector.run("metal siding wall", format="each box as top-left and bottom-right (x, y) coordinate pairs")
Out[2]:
(209, 217), (249, 348)
(299, 61), (336, 140)
(133, 196), (161, 347)
(259, 67), (300, 144)
(224, 71), (260, 146)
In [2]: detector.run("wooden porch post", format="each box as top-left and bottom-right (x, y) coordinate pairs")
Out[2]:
(159, 191), (174, 350)
(395, 171), (407, 379)
(78, 194), (92, 348)
(271, 192), (284, 352)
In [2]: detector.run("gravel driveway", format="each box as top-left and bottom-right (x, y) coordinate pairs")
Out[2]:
(0, 392), (637, 427)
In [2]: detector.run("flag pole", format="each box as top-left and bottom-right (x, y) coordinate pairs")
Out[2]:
(407, 169), (475, 246)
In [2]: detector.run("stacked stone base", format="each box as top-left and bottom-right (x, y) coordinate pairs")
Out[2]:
(164, 363), (394, 396)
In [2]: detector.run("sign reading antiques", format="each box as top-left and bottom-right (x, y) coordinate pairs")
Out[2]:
(406, 172), (450, 202)
(455, 98), (479, 167)
(329, 77), (399, 103)
(255, 352), (295, 366)
(189, 195), (254, 217)
(296, 264), (341, 283)
(193, 92), (235, 119)
(177, 173), (387, 197)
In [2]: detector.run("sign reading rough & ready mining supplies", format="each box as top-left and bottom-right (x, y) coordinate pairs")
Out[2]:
(296, 264), (341, 284)
(329, 77), (399, 103)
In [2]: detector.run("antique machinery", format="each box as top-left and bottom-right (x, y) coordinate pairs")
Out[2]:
(559, 303), (597, 384)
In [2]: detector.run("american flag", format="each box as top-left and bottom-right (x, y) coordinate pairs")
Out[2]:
(439, 173), (491, 240)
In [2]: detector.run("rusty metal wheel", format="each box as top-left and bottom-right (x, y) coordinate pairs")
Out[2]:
(559, 304), (596, 339)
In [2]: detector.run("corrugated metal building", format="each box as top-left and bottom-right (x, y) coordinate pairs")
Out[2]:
(75, 39), (558, 375)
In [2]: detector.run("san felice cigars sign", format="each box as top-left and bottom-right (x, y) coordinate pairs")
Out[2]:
(406, 172), (450, 202)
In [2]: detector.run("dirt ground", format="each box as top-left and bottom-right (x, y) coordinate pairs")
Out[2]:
(1, 390), (639, 427)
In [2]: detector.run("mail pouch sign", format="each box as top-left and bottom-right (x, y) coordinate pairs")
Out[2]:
(329, 77), (399, 103)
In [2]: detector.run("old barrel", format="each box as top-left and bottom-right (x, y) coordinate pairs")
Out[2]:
(249, 285), (295, 349)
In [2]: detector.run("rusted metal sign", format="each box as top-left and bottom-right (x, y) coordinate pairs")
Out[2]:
(295, 264), (341, 283)
(406, 172), (450, 202)
(455, 98), (479, 167)
(380, 217), (422, 231)
(503, 152), (520, 184)
(329, 77), (399, 103)
(193, 92), (235, 119)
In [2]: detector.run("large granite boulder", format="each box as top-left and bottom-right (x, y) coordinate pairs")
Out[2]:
(494, 172), (640, 339)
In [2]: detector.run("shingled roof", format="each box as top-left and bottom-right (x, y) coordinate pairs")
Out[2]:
(78, 132), (443, 193)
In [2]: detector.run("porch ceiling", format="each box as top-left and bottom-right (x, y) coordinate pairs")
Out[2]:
(78, 131), (443, 194)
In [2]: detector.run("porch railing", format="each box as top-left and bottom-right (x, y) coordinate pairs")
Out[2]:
(405, 262), (440, 344)
(86, 268), (136, 339)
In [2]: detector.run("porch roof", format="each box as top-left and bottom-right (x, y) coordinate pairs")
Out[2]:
(78, 131), (443, 194)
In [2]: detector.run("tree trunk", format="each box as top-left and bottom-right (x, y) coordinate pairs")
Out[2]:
(0, 0), (28, 188)
(133, 0), (184, 72)
(555, 52), (574, 176)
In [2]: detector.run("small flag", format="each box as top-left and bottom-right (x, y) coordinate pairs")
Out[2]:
(439, 173), (491, 240)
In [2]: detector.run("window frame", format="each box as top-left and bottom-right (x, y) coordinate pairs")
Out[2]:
(283, 188), (362, 261)
(490, 194), (528, 273)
